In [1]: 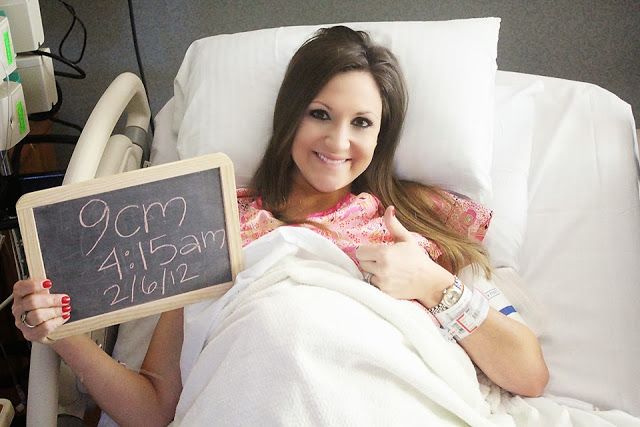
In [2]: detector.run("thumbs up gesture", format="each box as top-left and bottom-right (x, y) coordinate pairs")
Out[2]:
(356, 206), (455, 307)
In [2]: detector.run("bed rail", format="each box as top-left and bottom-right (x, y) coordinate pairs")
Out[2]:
(63, 72), (151, 184)
(27, 72), (151, 427)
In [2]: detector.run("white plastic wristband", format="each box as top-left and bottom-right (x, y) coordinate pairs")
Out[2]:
(440, 287), (490, 341)
(434, 281), (473, 326)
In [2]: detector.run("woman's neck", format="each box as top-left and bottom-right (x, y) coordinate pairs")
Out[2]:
(283, 185), (350, 219)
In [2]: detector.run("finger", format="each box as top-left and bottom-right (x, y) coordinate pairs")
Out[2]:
(12, 288), (60, 320)
(360, 266), (381, 289)
(13, 278), (52, 298)
(384, 206), (414, 243)
(19, 304), (71, 328)
(20, 293), (69, 312)
(355, 244), (380, 262)
(19, 314), (70, 344)
(358, 260), (381, 277)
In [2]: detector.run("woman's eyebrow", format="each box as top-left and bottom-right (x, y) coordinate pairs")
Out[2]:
(311, 101), (378, 117)
(310, 101), (332, 111)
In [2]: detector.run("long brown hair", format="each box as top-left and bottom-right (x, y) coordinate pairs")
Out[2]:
(251, 26), (491, 277)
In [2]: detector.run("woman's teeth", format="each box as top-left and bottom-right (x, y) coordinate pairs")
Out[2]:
(316, 152), (347, 164)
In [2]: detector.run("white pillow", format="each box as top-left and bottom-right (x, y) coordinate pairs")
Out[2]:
(173, 19), (500, 202)
(484, 72), (543, 270)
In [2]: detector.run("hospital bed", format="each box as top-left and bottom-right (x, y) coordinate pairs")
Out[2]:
(23, 19), (640, 426)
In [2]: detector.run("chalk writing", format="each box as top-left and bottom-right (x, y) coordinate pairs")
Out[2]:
(31, 168), (233, 322)
(78, 194), (226, 308)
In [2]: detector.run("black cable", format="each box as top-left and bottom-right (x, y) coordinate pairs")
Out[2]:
(29, 81), (63, 120)
(28, 81), (83, 133)
(27, 75), (82, 132)
(20, 0), (87, 149)
(56, 0), (87, 65)
(29, 49), (86, 80)
(50, 117), (82, 132)
(127, 0), (155, 134)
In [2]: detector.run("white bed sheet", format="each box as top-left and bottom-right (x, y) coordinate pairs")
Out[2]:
(516, 72), (640, 415)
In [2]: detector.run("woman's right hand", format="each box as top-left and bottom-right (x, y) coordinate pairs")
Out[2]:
(11, 278), (71, 344)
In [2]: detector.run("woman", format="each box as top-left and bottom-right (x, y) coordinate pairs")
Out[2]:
(12, 26), (548, 425)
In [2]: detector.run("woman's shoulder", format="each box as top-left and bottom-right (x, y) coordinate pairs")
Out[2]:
(237, 187), (258, 205)
(406, 184), (492, 243)
(437, 191), (492, 243)
(237, 187), (257, 199)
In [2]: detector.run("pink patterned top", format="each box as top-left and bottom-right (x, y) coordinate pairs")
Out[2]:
(237, 188), (492, 268)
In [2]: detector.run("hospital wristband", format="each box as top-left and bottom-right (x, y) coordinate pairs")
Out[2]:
(433, 280), (473, 326)
(440, 287), (490, 341)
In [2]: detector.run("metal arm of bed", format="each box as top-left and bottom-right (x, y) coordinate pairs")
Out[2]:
(27, 72), (151, 427)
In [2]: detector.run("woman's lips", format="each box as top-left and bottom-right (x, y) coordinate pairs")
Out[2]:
(315, 151), (349, 164)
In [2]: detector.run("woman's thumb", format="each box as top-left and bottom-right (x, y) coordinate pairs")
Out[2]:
(384, 206), (413, 242)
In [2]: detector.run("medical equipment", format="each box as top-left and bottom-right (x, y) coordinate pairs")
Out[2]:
(0, 10), (31, 172)
(0, 81), (28, 156)
(1, 0), (57, 116)
(0, 0), (44, 53)
(21, 19), (640, 426)
(16, 48), (56, 113)
(0, 17), (15, 76)
(0, 13), (30, 208)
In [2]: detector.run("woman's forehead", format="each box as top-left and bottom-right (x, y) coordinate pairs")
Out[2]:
(311, 71), (382, 117)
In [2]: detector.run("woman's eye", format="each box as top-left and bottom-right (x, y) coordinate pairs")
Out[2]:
(352, 117), (373, 128)
(310, 109), (330, 120)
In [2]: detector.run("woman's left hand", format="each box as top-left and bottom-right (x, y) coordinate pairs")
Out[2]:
(356, 206), (454, 307)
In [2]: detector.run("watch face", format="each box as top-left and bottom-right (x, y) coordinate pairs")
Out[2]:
(442, 281), (463, 307)
(443, 291), (459, 306)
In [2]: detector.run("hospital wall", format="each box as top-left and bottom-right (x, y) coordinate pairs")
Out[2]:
(37, 0), (639, 131)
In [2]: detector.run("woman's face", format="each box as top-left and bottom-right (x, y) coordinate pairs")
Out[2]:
(290, 70), (382, 197)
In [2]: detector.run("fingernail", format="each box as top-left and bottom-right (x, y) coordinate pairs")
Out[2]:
(61, 296), (70, 305)
(62, 313), (71, 320)
(391, 206), (396, 216)
(62, 305), (71, 313)
(42, 279), (52, 289)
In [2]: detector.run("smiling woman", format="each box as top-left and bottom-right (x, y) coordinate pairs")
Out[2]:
(12, 25), (550, 425)
(288, 70), (382, 216)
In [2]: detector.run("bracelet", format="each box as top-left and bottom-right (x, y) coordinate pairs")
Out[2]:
(440, 287), (489, 341)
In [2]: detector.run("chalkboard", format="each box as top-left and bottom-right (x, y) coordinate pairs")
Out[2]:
(16, 153), (243, 340)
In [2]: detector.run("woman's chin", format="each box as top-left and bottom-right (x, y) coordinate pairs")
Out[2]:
(310, 182), (349, 194)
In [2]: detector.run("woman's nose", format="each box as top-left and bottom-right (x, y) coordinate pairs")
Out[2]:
(325, 122), (351, 150)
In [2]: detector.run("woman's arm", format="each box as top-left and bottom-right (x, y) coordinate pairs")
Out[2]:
(13, 279), (182, 425)
(51, 310), (183, 426)
(409, 268), (547, 397)
(457, 308), (548, 397)
(357, 207), (549, 397)
(416, 262), (548, 397)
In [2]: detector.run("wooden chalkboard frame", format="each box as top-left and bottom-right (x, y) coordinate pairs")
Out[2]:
(16, 153), (243, 340)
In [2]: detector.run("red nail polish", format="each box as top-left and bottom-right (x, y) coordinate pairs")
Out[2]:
(42, 279), (52, 289)
(62, 313), (71, 320)
(61, 296), (70, 304)
(62, 305), (71, 313)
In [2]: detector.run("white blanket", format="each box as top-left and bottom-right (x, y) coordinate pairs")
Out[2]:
(173, 227), (640, 426)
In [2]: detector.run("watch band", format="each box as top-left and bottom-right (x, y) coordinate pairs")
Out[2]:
(427, 276), (464, 314)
